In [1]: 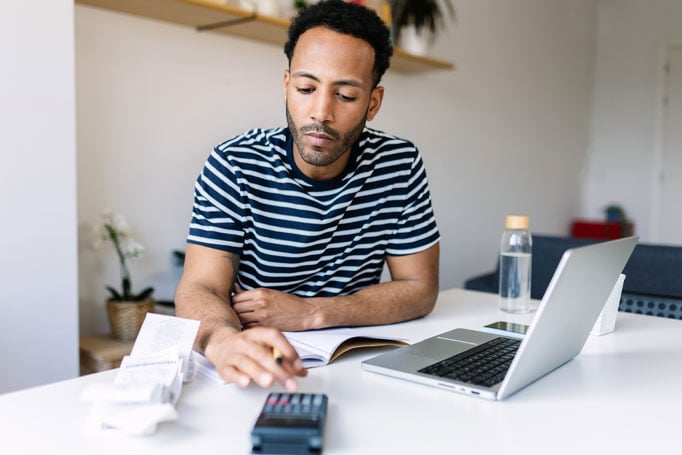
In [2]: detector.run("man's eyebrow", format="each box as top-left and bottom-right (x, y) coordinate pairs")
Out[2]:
(291, 71), (366, 89)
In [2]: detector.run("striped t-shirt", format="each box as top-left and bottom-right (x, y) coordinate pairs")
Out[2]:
(188, 127), (440, 297)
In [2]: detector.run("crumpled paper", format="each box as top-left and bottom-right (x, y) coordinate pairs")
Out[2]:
(80, 314), (200, 436)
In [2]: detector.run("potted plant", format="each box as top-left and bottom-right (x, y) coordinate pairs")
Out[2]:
(293, 0), (308, 9)
(95, 211), (155, 341)
(389, 0), (456, 55)
(604, 204), (633, 237)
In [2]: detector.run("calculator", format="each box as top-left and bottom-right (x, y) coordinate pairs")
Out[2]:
(250, 392), (328, 454)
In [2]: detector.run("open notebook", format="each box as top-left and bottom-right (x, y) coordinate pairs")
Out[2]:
(196, 327), (409, 383)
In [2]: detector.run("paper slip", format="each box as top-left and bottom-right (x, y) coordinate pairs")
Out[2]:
(88, 401), (178, 436)
(80, 314), (201, 435)
(116, 349), (184, 405)
(195, 351), (226, 384)
(81, 382), (168, 404)
(131, 313), (201, 381)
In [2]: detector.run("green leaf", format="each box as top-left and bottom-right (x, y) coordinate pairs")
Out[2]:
(390, 0), (456, 42)
(136, 287), (155, 301)
(106, 286), (123, 301)
(172, 250), (186, 267)
(122, 277), (131, 297)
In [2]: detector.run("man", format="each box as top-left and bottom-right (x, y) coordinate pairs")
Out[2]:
(175, 0), (440, 392)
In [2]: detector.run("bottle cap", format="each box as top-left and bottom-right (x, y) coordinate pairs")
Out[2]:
(505, 215), (529, 230)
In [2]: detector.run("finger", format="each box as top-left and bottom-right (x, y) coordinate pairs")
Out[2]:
(231, 291), (249, 304)
(275, 361), (305, 392)
(215, 364), (252, 388)
(243, 329), (307, 386)
(231, 352), (276, 388)
(268, 336), (299, 362)
(276, 357), (307, 381)
(232, 286), (264, 302)
(236, 310), (258, 325)
(243, 333), (304, 386)
(231, 303), (248, 318)
(232, 300), (260, 323)
(268, 345), (306, 377)
(261, 333), (307, 377)
(252, 347), (300, 392)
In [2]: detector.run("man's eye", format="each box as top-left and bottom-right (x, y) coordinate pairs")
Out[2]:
(338, 94), (357, 102)
(296, 87), (314, 94)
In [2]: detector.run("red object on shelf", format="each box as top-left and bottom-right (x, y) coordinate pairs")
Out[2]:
(571, 220), (634, 240)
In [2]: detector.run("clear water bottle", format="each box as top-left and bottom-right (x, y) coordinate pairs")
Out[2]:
(499, 215), (532, 313)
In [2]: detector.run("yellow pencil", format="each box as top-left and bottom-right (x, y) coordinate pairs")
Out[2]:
(272, 347), (283, 365)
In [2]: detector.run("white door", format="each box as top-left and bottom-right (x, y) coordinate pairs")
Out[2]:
(658, 46), (682, 245)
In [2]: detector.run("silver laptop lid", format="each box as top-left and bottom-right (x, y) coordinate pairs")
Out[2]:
(498, 236), (637, 399)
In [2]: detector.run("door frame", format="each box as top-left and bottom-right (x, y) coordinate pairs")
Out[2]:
(652, 41), (682, 243)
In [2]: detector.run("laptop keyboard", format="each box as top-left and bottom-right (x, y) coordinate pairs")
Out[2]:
(418, 337), (521, 388)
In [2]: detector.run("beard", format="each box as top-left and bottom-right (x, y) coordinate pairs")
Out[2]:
(286, 104), (367, 168)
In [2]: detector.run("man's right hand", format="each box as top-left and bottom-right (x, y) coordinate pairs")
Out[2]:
(203, 326), (308, 391)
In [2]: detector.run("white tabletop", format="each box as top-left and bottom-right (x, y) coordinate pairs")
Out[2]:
(2, 288), (681, 454)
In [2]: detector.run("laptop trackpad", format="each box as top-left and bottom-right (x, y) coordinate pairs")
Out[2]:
(408, 328), (500, 361)
(363, 328), (498, 371)
(408, 336), (475, 361)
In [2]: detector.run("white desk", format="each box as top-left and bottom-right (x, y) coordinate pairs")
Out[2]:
(2, 288), (681, 454)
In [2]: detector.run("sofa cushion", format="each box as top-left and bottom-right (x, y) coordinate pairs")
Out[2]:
(464, 235), (682, 301)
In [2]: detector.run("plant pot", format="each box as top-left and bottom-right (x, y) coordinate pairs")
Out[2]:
(106, 299), (155, 341)
(256, 0), (279, 17)
(397, 25), (430, 56)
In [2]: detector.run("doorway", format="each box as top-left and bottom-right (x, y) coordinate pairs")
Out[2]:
(657, 45), (682, 245)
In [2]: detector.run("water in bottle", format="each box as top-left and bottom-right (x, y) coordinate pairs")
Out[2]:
(499, 215), (532, 313)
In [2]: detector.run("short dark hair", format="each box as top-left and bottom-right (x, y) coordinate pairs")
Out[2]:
(284, 0), (393, 86)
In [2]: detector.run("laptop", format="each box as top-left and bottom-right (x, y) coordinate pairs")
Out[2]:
(362, 236), (638, 400)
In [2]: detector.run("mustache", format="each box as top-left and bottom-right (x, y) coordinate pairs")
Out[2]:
(299, 123), (340, 141)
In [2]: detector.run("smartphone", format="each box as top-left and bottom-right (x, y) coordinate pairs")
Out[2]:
(484, 321), (529, 335)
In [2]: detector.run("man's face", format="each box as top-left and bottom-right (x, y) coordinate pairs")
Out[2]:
(284, 26), (384, 181)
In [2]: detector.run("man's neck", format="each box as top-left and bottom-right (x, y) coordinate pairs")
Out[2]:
(291, 145), (352, 181)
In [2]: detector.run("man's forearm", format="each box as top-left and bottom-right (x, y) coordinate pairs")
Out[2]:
(174, 245), (242, 353)
(308, 244), (440, 329)
(309, 278), (438, 329)
(175, 283), (241, 353)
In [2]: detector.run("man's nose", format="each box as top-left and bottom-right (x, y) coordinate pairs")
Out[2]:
(310, 92), (334, 123)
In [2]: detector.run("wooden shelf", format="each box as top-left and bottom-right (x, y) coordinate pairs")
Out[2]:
(76, 0), (455, 73)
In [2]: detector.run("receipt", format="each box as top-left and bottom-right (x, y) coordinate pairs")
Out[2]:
(115, 349), (184, 405)
(131, 313), (200, 381)
(80, 314), (201, 435)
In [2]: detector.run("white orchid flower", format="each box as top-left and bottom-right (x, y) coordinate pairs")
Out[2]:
(93, 210), (153, 302)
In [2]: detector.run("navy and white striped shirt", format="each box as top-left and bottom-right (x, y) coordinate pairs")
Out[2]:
(188, 127), (439, 297)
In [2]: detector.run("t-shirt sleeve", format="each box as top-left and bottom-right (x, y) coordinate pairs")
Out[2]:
(187, 148), (245, 254)
(386, 148), (440, 256)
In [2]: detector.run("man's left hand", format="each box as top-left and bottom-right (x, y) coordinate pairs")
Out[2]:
(232, 285), (317, 331)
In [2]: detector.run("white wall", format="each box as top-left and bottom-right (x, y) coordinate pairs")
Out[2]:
(584, 0), (682, 242)
(76, 0), (596, 335)
(0, 0), (79, 393)
(383, 0), (596, 293)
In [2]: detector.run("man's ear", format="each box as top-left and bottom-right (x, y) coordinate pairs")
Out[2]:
(283, 69), (290, 102)
(366, 86), (384, 122)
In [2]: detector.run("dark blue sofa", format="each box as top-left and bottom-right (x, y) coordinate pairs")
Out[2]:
(464, 235), (682, 319)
